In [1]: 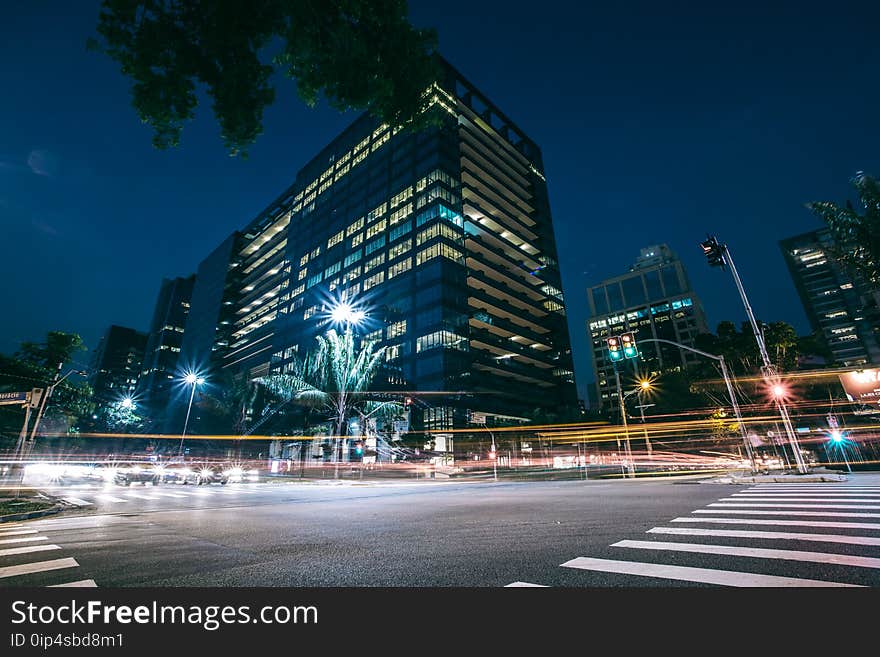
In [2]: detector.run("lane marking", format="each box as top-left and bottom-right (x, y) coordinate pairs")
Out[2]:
(124, 493), (163, 500)
(0, 536), (49, 545)
(95, 495), (128, 503)
(0, 544), (62, 558)
(0, 558), (79, 579)
(672, 517), (880, 530)
(710, 503), (880, 510)
(735, 493), (880, 497)
(648, 526), (880, 546)
(505, 582), (548, 587)
(0, 529), (38, 536)
(61, 497), (93, 506)
(50, 579), (97, 587)
(152, 493), (187, 498)
(723, 497), (880, 503)
(695, 509), (880, 518)
(613, 539), (880, 569)
(560, 557), (858, 587)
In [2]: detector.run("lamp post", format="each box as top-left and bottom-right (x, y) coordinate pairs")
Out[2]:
(178, 373), (205, 457)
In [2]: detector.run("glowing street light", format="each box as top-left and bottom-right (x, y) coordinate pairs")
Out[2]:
(178, 371), (205, 456)
(120, 397), (135, 409)
(329, 301), (366, 327)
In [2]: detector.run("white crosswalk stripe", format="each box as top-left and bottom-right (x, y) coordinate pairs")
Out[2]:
(647, 526), (880, 546)
(0, 558), (79, 580)
(505, 581), (547, 587)
(0, 544), (61, 558)
(0, 536), (49, 545)
(0, 529), (39, 536)
(507, 481), (880, 587)
(50, 579), (97, 587)
(672, 516), (880, 530)
(559, 557), (860, 587)
(95, 495), (128, 503)
(61, 497), (93, 506)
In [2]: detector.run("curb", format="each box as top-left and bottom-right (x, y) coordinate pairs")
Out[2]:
(701, 474), (848, 484)
(0, 504), (64, 523)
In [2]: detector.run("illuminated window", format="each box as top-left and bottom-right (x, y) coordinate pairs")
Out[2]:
(325, 261), (342, 277)
(366, 219), (387, 240)
(389, 220), (412, 242)
(387, 258), (412, 279)
(416, 330), (466, 352)
(367, 203), (387, 224)
(350, 233), (364, 248)
(298, 267), (308, 281)
(365, 236), (386, 255)
(342, 266), (361, 283)
(327, 230), (344, 249)
(416, 243), (463, 266)
(416, 222), (459, 246)
(347, 217), (364, 236)
(363, 271), (385, 291)
(387, 320), (407, 339)
(344, 250), (362, 267)
(310, 246), (321, 259)
(364, 253), (385, 273)
(389, 239), (411, 260)
(299, 254), (309, 267)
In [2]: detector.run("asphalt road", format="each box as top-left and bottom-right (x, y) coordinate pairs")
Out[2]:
(4, 474), (880, 587)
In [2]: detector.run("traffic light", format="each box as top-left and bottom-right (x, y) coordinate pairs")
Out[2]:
(620, 332), (638, 359)
(700, 236), (726, 267)
(606, 336), (624, 362)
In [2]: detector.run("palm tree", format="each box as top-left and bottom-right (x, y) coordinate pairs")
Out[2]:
(255, 327), (388, 470)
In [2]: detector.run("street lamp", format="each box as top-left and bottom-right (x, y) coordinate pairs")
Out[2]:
(178, 372), (205, 457)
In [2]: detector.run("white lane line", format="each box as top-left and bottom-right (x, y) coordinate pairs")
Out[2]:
(752, 486), (880, 489)
(50, 579), (97, 588)
(0, 544), (62, 558)
(61, 497), (93, 506)
(613, 539), (880, 569)
(695, 509), (880, 518)
(0, 536), (49, 545)
(724, 497), (880, 503)
(124, 493), (163, 500)
(0, 557), (79, 579)
(152, 493), (187, 498)
(0, 529), (39, 536)
(672, 517), (880, 530)
(95, 495), (128, 503)
(560, 557), (858, 587)
(505, 582), (548, 587)
(648, 526), (880, 546)
(710, 503), (880, 509)
(735, 492), (880, 497)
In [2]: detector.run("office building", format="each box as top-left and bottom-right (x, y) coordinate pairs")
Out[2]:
(88, 324), (147, 406)
(587, 245), (709, 414)
(137, 275), (195, 420)
(181, 57), (577, 450)
(780, 228), (880, 366)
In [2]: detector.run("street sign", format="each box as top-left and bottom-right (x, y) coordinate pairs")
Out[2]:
(0, 391), (28, 406)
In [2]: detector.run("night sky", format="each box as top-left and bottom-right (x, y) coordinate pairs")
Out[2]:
(2, 1), (878, 403)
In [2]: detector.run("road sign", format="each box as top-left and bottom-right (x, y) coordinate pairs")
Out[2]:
(0, 391), (28, 406)
(838, 369), (880, 403)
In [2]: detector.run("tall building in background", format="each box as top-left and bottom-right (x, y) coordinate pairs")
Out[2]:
(137, 275), (195, 421)
(181, 56), (577, 449)
(780, 228), (880, 366)
(89, 325), (147, 406)
(587, 245), (709, 414)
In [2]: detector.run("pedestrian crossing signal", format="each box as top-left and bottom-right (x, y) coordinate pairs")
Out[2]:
(607, 337), (624, 362)
(620, 333), (638, 359)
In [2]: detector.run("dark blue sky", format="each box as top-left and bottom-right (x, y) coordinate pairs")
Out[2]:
(2, 1), (878, 402)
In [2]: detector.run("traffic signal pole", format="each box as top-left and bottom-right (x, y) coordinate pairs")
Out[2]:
(613, 368), (635, 479)
(701, 237), (809, 474)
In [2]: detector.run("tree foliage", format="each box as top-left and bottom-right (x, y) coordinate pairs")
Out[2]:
(694, 320), (803, 376)
(90, 0), (440, 156)
(255, 328), (388, 437)
(807, 172), (880, 287)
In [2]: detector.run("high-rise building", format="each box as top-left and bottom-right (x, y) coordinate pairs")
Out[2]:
(89, 324), (147, 406)
(181, 57), (577, 447)
(587, 245), (709, 414)
(780, 228), (880, 366)
(137, 275), (195, 420)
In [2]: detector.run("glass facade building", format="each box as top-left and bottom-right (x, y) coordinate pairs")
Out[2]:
(780, 228), (880, 366)
(88, 324), (147, 407)
(587, 245), (708, 414)
(181, 57), (577, 445)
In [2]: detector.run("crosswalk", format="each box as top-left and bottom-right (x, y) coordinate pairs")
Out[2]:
(53, 483), (263, 507)
(0, 520), (94, 587)
(507, 482), (880, 587)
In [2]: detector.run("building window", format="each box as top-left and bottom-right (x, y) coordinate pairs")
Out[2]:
(347, 217), (364, 236)
(416, 330), (466, 352)
(387, 320), (407, 339)
(365, 235), (386, 255)
(388, 239), (411, 260)
(416, 243), (463, 266)
(388, 258), (412, 279)
(366, 219), (387, 240)
(364, 253), (385, 273)
(327, 230), (344, 249)
(389, 220), (412, 242)
(363, 271), (385, 291)
(344, 250), (362, 267)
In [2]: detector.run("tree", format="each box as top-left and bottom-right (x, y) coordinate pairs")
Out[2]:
(0, 331), (93, 441)
(694, 320), (804, 376)
(90, 0), (441, 156)
(255, 327), (388, 465)
(807, 172), (880, 288)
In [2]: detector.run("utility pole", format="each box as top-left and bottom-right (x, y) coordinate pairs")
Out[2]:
(701, 236), (808, 473)
(614, 369), (635, 478)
